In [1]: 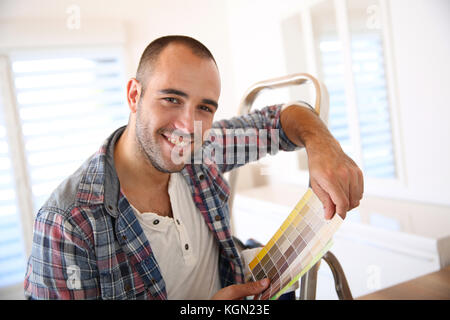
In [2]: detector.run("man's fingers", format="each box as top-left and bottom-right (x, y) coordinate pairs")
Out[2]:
(349, 166), (365, 210)
(307, 137), (364, 220)
(349, 169), (360, 210)
(227, 279), (269, 300)
(212, 279), (270, 300)
(311, 181), (335, 220)
(321, 177), (349, 219)
(358, 167), (364, 199)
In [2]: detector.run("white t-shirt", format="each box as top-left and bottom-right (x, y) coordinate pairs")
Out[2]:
(130, 172), (222, 299)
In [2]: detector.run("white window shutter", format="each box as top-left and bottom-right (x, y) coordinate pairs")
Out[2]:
(319, 34), (396, 179)
(0, 80), (27, 288)
(351, 34), (396, 178)
(11, 50), (129, 210)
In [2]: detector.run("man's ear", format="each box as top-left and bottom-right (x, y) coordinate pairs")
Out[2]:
(127, 78), (142, 113)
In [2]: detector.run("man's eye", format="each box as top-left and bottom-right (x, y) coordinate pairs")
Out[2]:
(163, 97), (179, 104)
(199, 105), (213, 113)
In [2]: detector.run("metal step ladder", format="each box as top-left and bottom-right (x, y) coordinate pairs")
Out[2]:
(229, 73), (353, 300)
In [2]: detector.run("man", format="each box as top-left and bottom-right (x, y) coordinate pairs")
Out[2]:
(24, 35), (363, 299)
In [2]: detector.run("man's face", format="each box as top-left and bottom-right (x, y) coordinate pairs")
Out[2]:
(133, 44), (221, 173)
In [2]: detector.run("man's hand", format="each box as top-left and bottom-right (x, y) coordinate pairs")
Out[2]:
(211, 278), (270, 300)
(306, 134), (363, 219)
(281, 105), (364, 219)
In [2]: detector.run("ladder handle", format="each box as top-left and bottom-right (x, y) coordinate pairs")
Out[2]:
(237, 73), (323, 116)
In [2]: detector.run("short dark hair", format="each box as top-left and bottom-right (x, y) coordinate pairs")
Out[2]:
(136, 35), (217, 91)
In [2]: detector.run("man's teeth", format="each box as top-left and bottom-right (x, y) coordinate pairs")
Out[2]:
(168, 135), (189, 147)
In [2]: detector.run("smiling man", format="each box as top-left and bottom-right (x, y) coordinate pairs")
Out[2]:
(24, 35), (363, 300)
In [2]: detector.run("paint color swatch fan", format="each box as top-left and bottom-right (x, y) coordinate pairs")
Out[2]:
(248, 188), (343, 300)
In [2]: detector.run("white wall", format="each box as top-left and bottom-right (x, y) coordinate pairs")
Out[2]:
(387, 0), (450, 205)
(224, 0), (306, 109)
(0, 0), (237, 120)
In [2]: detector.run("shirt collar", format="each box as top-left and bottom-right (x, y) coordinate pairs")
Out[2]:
(103, 126), (126, 218)
(76, 125), (125, 217)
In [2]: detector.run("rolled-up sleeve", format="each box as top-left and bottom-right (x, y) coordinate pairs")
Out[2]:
(24, 207), (99, 299)
(208, 104), (301, 173)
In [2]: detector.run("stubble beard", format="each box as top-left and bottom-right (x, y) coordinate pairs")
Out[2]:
(135, 101), (185, 174)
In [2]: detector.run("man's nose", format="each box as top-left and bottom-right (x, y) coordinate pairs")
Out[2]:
(174, 106), (196, 134)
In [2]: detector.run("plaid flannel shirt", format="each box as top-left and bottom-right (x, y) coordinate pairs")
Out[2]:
(24, 104), (300, 299)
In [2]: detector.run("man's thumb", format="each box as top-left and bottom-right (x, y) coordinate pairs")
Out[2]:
(231, 278), (270, 299)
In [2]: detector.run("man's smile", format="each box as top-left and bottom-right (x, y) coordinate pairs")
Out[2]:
(160, 130), (192, 148)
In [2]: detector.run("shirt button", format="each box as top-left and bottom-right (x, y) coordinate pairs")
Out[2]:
(176, 219), (180, 225)
(122, 235), (127, 241)
(215, 215), (221, 221)
(124, 284), (131, 291)
(185, 243), (189, 250)
(153, 219), (159, 225)
(219, 194), (226, 201)
(199, 174), (205, 180)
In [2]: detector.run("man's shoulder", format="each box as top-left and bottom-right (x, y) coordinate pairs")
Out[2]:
(39, 151), (105, 220)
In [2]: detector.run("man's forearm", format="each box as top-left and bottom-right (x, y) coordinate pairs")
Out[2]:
(280, 103), (363, 220)
(280, 104), (338, 151)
